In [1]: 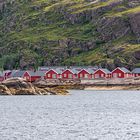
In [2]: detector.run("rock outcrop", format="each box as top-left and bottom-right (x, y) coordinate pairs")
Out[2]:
(0, 78), (69, 95)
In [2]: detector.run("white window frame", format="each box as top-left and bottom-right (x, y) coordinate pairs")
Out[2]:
(48, 74), (51, 77)
(64, 74), (67, 77)
(118, 73), (121, 77)
(80, 74), (83, 78)
(69, 74), (72, 79)
(52, 74), (56, 79)
(95, 74), (99, 78)
(101, 74), (104, 78)
(84, 74), (88, 78)
(113, 73), (117, 78)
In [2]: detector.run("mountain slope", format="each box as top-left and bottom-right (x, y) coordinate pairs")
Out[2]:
(0, 0), (140, 70)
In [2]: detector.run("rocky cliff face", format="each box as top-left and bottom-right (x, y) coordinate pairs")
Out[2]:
(0, 0), (140, 70)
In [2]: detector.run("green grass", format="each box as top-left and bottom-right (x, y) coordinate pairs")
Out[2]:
(63, 47), (107, 65)
(0, 0), (140, 69)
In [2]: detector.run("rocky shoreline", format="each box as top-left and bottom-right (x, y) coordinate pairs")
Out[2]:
(0, 78), (140, 95)
(0, 78), (69, 95)
(85, 85), (140, 91)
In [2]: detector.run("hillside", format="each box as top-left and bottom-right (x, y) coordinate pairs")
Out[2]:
(0, 0), (140, 70)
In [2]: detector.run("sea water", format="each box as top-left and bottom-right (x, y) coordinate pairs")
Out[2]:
(0, 90), (140, 140)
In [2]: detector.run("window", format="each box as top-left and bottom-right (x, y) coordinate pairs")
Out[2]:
(95, 74), (99, 78)
(48, 74), (51, 77)
(85, 74), (88, 78)
(69, 74), (72, 79)
(25, 76), (30, 80)
(64, 74), (67, 77)
(113, 73), (117, 78)
(118, 73), (121, 77)
(80, 74), (83, 78)
(126, 73), (129, 77)
(101, 74), (104, 77)
(52, 74), (56, 79)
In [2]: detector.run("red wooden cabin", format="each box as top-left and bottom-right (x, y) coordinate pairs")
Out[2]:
(61, 69), (76, 79)
(94, 69), (111, 79)
(23, 71), (45, 82)
(112, 67), (131, 78)
(77, 69), (91, 79)
(44, 69), (58, 79)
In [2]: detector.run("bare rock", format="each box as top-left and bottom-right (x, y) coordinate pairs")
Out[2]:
(129, 13), (140, 42)
(0, 78), (69, 95)
(0, 85), (12, 95)
(134, 50), (140, 60)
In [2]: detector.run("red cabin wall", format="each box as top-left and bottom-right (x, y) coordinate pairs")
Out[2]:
(44, 70), (58, 79)
(112, 69), (125, 78)
(62, 70), (74, 79)
(31, 76), (41, 82)
(78, 70), (91, 79)
(134, 73), (140, 77)
(23, 72), (31, 81)
(128, 73), (132, 77)
(23, 72), (41, 82)
(106, 74), (112, 79)
(94, 70), (106, 79)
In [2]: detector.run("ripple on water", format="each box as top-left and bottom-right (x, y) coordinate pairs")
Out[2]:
(0, 90), (140, 139)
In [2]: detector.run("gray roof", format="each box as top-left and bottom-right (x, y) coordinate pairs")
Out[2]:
(26, 71), (36, 76)
(132, 68), (140, 74)
(70, 69), (79, 74)
(12, 71), (26, 77)
(70, 66), (98, 72)
(12, 70), (46, 77)
(24, 71), (46, 77)
(34, 71), (46, 76)
(119, 67), (131, 73)
(54, 68), (64, 74)
(10, 70), (20, 77)
(45, 68), (64, 74)
(86, 68), (96, 74)
(99, 68), (111, 74)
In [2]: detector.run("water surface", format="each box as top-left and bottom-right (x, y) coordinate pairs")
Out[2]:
(0, 90), (140, 140)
